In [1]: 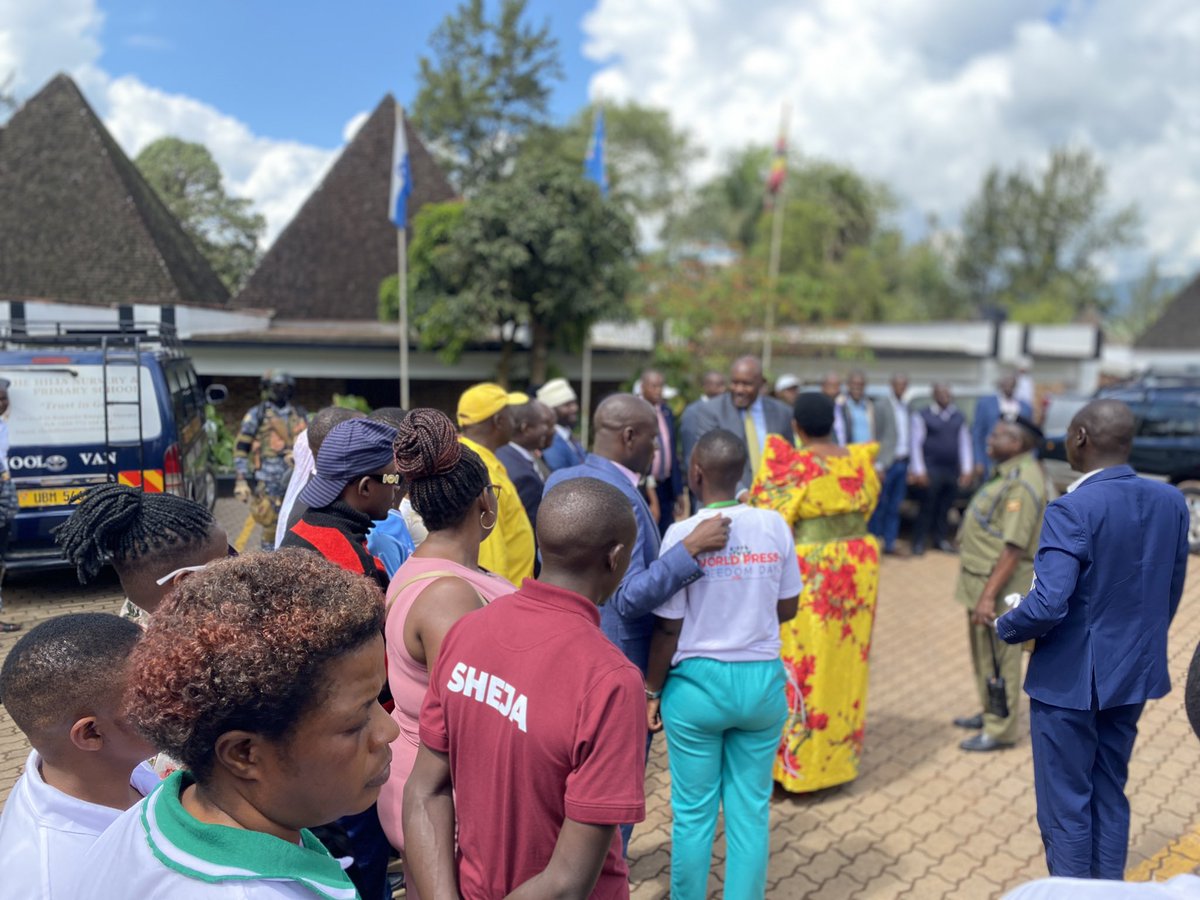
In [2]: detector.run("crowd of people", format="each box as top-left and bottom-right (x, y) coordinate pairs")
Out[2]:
(0, 355), (1194, 899)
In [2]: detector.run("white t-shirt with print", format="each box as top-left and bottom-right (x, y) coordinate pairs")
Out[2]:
(658, 504), (802, 665)
(0, 749), (159, 899)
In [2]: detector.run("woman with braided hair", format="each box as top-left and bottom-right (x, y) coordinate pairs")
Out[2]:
(377, 408), (511, 875)
(54, 483), (230, 620)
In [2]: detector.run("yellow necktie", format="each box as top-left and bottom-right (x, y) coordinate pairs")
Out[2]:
(744, 410), (761, 472)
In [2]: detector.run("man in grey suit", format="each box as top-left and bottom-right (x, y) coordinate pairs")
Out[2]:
(869, 373), (911, 554)
(680, 356), (794, 497)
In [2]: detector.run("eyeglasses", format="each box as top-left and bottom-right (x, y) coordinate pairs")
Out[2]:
(486, 483), (505, 496)
(367, 473), (404, 486)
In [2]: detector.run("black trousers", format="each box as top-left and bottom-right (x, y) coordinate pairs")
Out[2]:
(911, 468), (958, 548)
(654, 476), (677, 537)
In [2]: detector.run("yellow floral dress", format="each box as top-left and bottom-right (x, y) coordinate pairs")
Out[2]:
(748, 436), (881, 793)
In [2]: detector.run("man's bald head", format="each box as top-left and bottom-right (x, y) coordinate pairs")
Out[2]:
(1067, 399), (1135, 471)
(592, 394), (659, 475)
(537, 478), (636, 601)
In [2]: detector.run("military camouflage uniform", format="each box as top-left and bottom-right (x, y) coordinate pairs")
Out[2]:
(954, 450), (1048, 744)
(234, 400), (307, 550)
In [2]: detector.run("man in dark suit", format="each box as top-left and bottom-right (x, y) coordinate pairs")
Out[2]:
(996, 399), (1190, 880)
(973, 370), (1033, 480)
(679, 356), (793, 497)
(639, 369), (682, 536)
(496, 400), (553, 530)
(543, 393), (731, 853)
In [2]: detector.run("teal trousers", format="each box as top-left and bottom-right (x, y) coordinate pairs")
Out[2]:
(662, 657), (786, 900)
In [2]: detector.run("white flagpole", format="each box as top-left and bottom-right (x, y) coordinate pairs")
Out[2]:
(580, 331), (593, 451)
(398, 227), (409, 409)
(763, 102), (790, 374)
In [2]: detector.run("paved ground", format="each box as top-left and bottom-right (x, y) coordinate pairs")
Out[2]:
(2, 499), (1199, 898)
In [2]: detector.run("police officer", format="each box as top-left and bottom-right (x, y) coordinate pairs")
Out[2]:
(233, 372), (307, 551)
(952, 415), (1048, 752)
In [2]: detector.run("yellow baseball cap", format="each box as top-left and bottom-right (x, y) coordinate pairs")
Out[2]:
(457, 383), (530, 426)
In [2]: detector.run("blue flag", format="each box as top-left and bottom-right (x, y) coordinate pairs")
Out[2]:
(583, 108), (607, 196)
(390, 105), (412, 229)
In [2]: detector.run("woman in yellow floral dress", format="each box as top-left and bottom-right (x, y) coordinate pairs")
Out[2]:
(748, 391), (881, 793)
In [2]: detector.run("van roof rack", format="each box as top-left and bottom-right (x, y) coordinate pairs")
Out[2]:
(0, 320), (186, 359)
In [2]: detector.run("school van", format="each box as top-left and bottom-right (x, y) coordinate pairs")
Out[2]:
(0, 324), (226, 571)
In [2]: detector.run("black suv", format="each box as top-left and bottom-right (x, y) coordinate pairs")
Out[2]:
(1042, 370), (1200, 551)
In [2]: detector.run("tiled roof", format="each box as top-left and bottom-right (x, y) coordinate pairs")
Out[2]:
(0, 74), (230, 306)
(232, 95), (457, 319)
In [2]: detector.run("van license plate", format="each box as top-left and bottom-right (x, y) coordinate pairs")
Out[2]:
(18, 488), (86, 508)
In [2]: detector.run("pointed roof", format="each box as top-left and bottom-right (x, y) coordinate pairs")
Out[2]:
(0, 74), (229, 306)
(233, 95), (456, 319)
(1136, 272), (1200, 349)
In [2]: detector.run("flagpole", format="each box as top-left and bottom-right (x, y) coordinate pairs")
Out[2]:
(580, 331), (593, 451)
(398, 227), (409, 409)
(763, 102), (789, 374)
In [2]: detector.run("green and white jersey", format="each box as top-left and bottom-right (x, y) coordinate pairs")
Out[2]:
(68, 770), (359, 899)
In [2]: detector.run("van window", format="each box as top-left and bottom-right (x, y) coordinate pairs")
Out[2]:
(1135, 403), (1200, 439)
(166, 362), (196, 422)
(0, 365), (164, 446)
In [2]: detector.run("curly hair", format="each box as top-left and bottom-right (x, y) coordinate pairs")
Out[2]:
(393, 408), (488, 532)
(126, 549), (384, 781)
(0, 613), (142, 741)
(54, 483), (218, 583)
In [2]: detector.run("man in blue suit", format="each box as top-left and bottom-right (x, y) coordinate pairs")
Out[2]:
(544, 393), (731, 853)
(973, 371), (1033, 480)
(537, 378), (586, 471)
(996, 399), (1189, 880)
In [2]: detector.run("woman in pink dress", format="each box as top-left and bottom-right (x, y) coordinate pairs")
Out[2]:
(377, 409), (512, 887)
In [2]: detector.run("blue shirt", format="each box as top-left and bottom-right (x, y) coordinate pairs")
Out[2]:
(366, 509), (416, 579)
(845, 398), (872, 444)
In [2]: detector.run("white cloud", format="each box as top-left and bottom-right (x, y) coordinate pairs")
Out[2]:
(0, 0), (339, 248)
(583, 0), (1200, 277)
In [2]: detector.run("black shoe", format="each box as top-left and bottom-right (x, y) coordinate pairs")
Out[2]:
(936, 540), (958, 554)
(0, 621), (20, 633)
(911, 543), (926, 556)
(953, 714), (983, 730)
(882, 546), (897, 556)
(960, 733), (1013, 753)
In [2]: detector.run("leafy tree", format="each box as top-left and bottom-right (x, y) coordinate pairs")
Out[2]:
(378, 201), (466, 322)
(670, 146), (773, 251)
(413, 0), (563, 194)
(384, 155), (637, 385)
(954, 147), (1139, 322)
(135, 137), (265, 290)
(527, 101), (700, 237)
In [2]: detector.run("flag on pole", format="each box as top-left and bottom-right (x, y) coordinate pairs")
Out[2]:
(583, 107), (608, 196)
(390, 106), (412, 229)
(765, 129), (787, 205)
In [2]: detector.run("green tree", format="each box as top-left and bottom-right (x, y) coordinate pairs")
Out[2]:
(135, 137), (266, 290)
(670, 146), (773, 251)
(954, 147), (1140, 322)
(385, 155), (637, 385)
(413, 0), (563, 194)
(527, 101), (699, 235)
(1108, 260), (1177, 342)
(378, 201), (466, 322)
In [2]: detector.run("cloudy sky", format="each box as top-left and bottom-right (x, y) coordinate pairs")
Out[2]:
(3, 1), (1198, 279)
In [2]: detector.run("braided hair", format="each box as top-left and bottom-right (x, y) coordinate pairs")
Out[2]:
(54, 483), (219, 583)
(393, 408), (488, 532)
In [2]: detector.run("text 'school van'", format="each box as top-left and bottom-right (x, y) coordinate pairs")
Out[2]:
(0, 320), (225, 571)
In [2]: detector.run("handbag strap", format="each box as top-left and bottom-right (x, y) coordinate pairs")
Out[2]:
(385, 569), (488, 616)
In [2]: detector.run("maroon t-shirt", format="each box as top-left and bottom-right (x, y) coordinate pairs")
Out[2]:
(420, 579), (647, 899)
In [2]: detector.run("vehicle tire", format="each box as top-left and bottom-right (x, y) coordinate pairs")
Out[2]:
(1175, 480), (1200, 554)
(201, 471), (218, 511)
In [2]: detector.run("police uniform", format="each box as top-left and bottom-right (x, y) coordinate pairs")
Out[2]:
(234, 398), (307, 550)
(954, 450), (1048, 744)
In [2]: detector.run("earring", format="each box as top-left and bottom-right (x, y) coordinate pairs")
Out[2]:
(481, 509), (497, 532)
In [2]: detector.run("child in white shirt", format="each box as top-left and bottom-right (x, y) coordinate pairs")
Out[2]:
(0, 613), (158, 898)
(646, 428), (802, 900)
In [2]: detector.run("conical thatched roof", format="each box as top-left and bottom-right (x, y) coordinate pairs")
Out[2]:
(1137, 272), (1200, 349)
(233, 95), (456, 319)
(0, 74), (230, 306)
